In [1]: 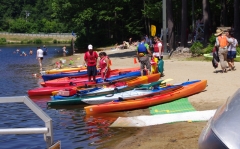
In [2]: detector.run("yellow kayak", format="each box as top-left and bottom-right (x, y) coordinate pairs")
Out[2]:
(42, 67), (87, 74)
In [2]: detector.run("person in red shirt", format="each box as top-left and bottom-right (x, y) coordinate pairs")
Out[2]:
(99, 52), (111, 81)
(84, 44), (98, 82)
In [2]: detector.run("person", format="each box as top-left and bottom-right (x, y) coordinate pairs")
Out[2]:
(226, 31), (238, 71)
(62, 45), (67, 56)
(84, 44), (98, 82)
(36, 47), (44, 71)
(145, 35), (150, 45)
(215, 29), (229, 73)
(136, 36), (152, 76)
(152, 36), (164, 75)
(129, 37), (132, 45)
(22, 51), (27, 56)
(43, 45), (48, 56)
(99, 52), (111, 81)
(153, 36), (163, 60)
(29, 49), (33, 55)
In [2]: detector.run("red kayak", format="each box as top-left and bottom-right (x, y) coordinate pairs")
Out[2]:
(28, 75), (139, 96)
(41, 67), (140, 87)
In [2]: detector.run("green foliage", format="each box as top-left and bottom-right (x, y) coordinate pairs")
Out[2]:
(203, 44), (213, 54)
(0, 38), (6, 42)
(53, 39), (57, 44)
(237, 47), (240, 56)
(209, 34), (216, 45)
(34, 39), (42, 44)
(190, 42), (204, 57)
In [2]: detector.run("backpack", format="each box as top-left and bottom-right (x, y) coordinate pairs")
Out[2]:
(138, 43), (147, 53)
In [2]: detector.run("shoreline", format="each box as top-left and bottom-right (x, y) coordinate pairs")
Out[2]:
(45, 48), (239, 148)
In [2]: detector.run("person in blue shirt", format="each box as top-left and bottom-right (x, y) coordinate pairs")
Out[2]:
(43, 45), (48, 56)
(136, 36), (152, 75)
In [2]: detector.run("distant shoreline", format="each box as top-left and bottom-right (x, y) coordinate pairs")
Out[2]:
(0, 33), (73, 44)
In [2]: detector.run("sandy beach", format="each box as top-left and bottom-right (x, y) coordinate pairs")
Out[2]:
(50, 47), (240, 149)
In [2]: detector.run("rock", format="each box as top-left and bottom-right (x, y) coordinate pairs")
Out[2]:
(182, 48), (190, 53)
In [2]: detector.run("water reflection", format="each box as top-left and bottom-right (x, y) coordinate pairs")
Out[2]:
(0, 45), (138, 149)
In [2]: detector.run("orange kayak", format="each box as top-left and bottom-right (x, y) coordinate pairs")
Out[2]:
(126, 73), (160, 87)
(84, 80), (207, 114)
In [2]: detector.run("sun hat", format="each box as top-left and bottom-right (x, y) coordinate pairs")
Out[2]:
(88, 44), (93, 50)
(214, 29), (223, 36)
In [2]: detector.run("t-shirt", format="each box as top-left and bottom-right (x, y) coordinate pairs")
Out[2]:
(228, 38), (238, 51)
(37, 49), (43, 58)
(84, 51), (98, 66)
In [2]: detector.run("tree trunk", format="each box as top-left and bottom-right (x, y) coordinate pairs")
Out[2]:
(167, 0), (175, 50)
(234, 0), (240, 42)
(203, 0), (210, 46)
(220, 0), (227, 26)
(143, 0), (148, 35)
(180, 0), (187, 47)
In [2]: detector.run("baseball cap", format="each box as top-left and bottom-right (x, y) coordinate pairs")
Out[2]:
(88, 44), (93, 50)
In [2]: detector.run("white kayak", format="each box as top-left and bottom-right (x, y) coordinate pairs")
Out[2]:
(81, 86), (180, 105)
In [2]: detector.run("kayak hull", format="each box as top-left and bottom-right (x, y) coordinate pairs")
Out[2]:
(84, 80), (207, 114)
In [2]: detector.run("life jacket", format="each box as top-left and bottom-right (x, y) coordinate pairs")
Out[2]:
(99, 56), (110, 70)
(85, 51), (97, 66)
(153, 41), (163, 52)
(218, 35), (228, 48)
(137, 42), (147, 53)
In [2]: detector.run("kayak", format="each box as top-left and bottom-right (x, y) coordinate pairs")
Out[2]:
(84, 80), (207, 114)
(28, 74), (141, 96)
(81, 80), (200, 105)
(42, 67), (87, 74)
(41, 67), (140, 82)
(41, 70), (89, 81)
(81, 85), (182, 105)
(42, 70), (141, 87)
(47, 74), (161, 106)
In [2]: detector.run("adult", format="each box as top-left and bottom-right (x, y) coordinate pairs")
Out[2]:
(43, 45), (48, 56)
(153, 36), (163, 60)
(215, 29), (228, 73)
(136, 36), (152, 76)
(84, 44), (98, 82)
(36, 47), (44, 71)
(62, 45), (67, 56)
(99, 52), (111, 81)
(226, 31), (238, 71)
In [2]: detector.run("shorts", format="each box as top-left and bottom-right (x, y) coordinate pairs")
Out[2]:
(87, 66), (97, 76)
(227, 51), (236, 59)
(138, 56), (151, 70)
(38, 57), (43, 60)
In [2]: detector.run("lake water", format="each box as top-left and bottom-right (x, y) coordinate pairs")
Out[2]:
(0, 45), (137, 149)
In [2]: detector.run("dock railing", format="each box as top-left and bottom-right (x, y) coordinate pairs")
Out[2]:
(0, 96), (54, 148)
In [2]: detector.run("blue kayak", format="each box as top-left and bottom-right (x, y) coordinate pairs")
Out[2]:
(42, 70), (89, 81)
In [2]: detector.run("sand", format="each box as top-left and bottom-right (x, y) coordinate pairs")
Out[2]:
(50, 47), (240, 149)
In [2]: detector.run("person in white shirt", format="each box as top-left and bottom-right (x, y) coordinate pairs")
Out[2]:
(36, 47), (44, 71)
(226, 31), (238, 70)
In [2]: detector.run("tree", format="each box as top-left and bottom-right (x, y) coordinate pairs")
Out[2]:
(202, 0), (210, 46)
(167, 0), (175, 50)
(234, 0), (240, 42)
(180, 0), (187, 47)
